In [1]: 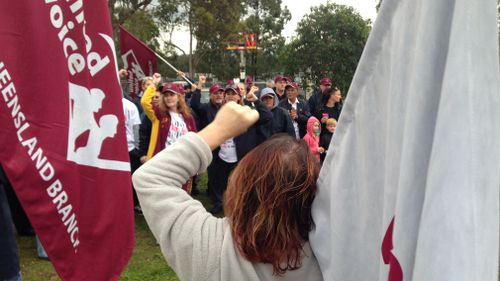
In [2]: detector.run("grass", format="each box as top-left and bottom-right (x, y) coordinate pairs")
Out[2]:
(16, 173), (216, 281)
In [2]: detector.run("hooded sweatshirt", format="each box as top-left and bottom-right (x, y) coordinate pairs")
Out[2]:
(257, 88), (295, 142)
(303, 116), (321, 161)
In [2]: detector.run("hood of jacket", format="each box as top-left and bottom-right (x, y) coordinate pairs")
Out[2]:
(307, 116), (320, 138)
(259, 87), (279, 109)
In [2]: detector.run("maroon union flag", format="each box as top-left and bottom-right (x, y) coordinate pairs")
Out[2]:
(119, 25), (157, 98)
(0, 1), (134, 280)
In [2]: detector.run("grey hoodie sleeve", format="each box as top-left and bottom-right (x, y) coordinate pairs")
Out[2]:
(132, 133), (226, 281)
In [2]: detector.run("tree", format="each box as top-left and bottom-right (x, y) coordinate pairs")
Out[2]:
(190, 0), (243, 80)
(108, 0), (154, 41)
(240, 0), (291, 79)
(280, 3), (371, 97)
(121, 10), (160, 50)
(154, 0), (196, 76)
(154, 0), (242, 79)
(108, 0), (162, 70)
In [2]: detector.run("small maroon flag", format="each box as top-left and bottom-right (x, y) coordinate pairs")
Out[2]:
(0, 1), (134, 280)
(119, 25), (158, 98)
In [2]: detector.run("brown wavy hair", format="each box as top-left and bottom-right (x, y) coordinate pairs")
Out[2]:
(158, 92), (192, 118)
(224, 134), (320, 276)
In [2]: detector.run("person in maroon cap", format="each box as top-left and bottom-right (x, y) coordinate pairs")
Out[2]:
(224, 85), (244, 105)
(246, 76), (253, 85)
(190, 83), (225, 130)
(155, 83), (197, 151)
(273, 75), (288, 101)
(278, 82), (311, 139)
(190, 82), (226, 203)
(245, 76), (254, 92)
(141, 82), (197, 193)
(308, 77), (332, 115)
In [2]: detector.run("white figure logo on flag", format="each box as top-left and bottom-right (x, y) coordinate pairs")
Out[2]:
(121, 50), (146, 95)
(67, 82), (129, 171)
(121, 50), (146, 80)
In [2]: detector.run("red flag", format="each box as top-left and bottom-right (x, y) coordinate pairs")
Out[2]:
(0, 1), (134, 280)
(119, 25), (158, 98)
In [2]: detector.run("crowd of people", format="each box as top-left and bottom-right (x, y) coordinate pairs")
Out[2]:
(121, 70), (343, 215)
(0, 70), (343, 281)
(128, 72), (344, 280)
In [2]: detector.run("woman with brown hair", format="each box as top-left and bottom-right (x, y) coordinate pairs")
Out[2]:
(133, 102), (323, 281)
(141, 82), (197, 193)
(141, 82), (197, 156)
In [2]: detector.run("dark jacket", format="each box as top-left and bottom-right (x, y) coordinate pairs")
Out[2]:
(215, 100), (272, 161)
(307, 89), (323, 116)
(190, 89), (221, 130)
(312, 102), (343, 134)
(234, 100), (272, 160)
(258, 106), (295, 142)
(272, 107), (295, 137)
(0, 166), (21, 280)
(272, 87), (287, 101)
(257, 89), (295, 142)
(133, 93), (144, 117)
(313, 102), (343, 123)
(319, 131), (333, 164)
(278, 98), (311, 138)
(138, 114), (152, 157)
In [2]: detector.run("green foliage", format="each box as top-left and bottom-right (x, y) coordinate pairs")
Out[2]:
(191, 0), (243, 79)
(280, 2), (371, 96)
(240, 0), (291, 79)
(122, 10), (160, 50)
(154, 0), (185, 31)
(108, 0), (154, 38)
(108, 0), (162, 69)
(109, 0), (371, 86)
(153, 0), (243, 79)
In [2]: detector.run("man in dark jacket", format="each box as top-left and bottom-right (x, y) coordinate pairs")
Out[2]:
(273, 75), (288, 101)
(190, 83), (225, 211)
(259, 87), (295, 140)
(278, 82), (311, 139)
(190, 83), (224, 130)
(308, 77), (332, 115)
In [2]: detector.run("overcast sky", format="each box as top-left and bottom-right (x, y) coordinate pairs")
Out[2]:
(169, 0), (378, 54)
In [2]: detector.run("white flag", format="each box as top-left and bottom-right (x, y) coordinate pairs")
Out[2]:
(310, 0), (500, 280)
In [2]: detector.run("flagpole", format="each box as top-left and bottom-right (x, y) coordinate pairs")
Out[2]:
(152, 51), (194, 86)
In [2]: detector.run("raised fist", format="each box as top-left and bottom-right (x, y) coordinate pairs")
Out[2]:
(118, 69), (128, 79)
